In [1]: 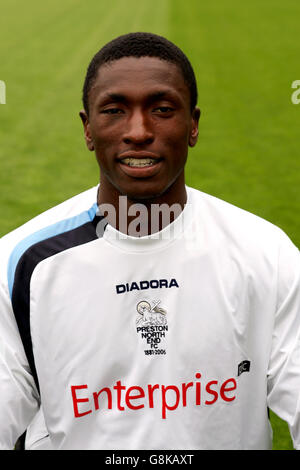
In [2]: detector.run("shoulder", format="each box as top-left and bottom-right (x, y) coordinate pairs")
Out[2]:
(0, 186), (98, 291)
(187, 186), (299, 271)
(1, 186), (98, 244)
(188, 186), (292, 244)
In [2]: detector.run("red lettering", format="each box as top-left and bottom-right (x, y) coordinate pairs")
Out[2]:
(70, 373), (238, 420)
(113, 380), (126, 410)
(71, 385), (92, 418)
(205, 380), (218, 405)
(161, 385), (180, 419)
(220, 378), (237, 402)
(93, 387), (112, 410)
(148, 384), (159, 408)
(125, 386), (145, 410)
(182, 382), (194, 407)
(195, 373), (201, 405)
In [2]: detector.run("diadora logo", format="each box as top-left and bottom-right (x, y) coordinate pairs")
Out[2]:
(116, 278), (179, 294)
(136, 299), (168, 356)
(237, 360), (251, 376)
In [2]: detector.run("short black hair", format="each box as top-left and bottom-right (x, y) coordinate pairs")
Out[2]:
(82, 32), (198, 115)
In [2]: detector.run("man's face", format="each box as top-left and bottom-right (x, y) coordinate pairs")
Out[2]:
(80, 56), (200, 202)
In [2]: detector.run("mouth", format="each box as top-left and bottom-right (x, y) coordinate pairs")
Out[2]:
(119, 151), (161, 166)
(120, 157), (158, 167)
(117, 152), (163, 178)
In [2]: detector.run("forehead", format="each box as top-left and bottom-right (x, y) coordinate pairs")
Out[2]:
(89, 56), (190, 105)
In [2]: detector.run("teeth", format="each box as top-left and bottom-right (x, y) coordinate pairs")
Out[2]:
(121, 157), (156, 167)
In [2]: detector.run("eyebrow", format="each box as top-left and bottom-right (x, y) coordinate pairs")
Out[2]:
(100, 93), (127, 104)
(98, 89), (180, 106)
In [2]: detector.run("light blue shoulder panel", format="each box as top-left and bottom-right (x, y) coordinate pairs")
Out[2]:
(7, 203), (98, 298)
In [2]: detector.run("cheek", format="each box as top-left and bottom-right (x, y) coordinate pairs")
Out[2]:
(164, 117), (190, 140)
(91, 127), (119, 162)
(163, 124), (190, 155)
(90, 116), (119, 142)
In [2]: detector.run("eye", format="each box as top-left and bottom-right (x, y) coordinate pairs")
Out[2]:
(100, 108), (124, 115)
(153, 106), (174, 113)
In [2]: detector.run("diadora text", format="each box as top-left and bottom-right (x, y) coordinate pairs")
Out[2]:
(116, 278), (179, 294)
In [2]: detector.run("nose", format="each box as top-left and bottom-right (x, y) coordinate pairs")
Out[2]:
(123, 109), (154, 145)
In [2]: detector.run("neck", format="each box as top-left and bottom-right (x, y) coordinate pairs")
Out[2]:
(97, 175), (187, 236)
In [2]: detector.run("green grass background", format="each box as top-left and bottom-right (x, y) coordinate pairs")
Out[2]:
(0, 0), (299, 450)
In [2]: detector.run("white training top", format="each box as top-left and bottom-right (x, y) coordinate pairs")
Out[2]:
(0, 186), (299, 450)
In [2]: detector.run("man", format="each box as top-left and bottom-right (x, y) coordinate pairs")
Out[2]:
(0, 32), (299, 450)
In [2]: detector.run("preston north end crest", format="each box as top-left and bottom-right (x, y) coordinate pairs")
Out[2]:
(135, 300), (168, 356)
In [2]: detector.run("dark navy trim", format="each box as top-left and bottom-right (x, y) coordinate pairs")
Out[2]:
(11, 211), (105, 392)
(7, 203), (98, 298)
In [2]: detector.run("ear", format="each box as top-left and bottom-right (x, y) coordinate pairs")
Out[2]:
(189, 107), (201, 147)
(79, 110), (94, 151)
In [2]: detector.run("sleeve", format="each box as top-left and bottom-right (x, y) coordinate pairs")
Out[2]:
(267, 231), (300, 450)
(0, 276), (40, 449)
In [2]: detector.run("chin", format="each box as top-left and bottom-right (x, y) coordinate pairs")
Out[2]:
(122, 186), (168, 203)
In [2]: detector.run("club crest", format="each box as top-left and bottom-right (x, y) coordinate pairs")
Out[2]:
(135, 299), (168, 356)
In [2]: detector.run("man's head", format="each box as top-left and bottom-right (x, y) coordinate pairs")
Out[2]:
(80, 32), (200, 205)
(82, 32), (198, 116)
